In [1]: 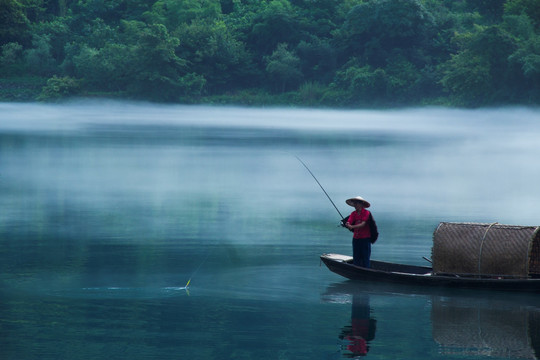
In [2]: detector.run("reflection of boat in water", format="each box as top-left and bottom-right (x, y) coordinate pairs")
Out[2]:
(323, 281), (540, 359)
(432, 296), (540, 359)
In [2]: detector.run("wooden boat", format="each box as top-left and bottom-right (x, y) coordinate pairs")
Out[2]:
(321, 222), (540, 292)
(320, 253), (540, 292)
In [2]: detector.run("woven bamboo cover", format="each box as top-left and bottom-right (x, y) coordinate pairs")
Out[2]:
(531, 238), (540, 275)
(432, 222), (539, 277)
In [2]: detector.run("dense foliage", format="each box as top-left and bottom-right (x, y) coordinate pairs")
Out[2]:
(1, 0), (540, 107)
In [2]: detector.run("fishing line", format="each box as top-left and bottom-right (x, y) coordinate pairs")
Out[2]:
(184, 248), (212, 289)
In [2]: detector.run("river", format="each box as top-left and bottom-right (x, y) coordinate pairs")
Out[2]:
(1, 102), (539, 359)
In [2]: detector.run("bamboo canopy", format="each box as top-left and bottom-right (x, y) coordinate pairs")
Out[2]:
(432, 222), (540, 278)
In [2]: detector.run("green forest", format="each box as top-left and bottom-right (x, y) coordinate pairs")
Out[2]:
(1, 0), (540, 107)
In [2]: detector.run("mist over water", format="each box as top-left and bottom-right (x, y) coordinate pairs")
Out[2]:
(2, 102), (539, 239)
(1, 101), (540, 360)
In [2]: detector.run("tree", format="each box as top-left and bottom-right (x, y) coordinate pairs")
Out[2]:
(0, 42), (23, 65)
(506, 15), (540, 101)
(71, 0), (128, 25)
(439, 24), (518, 105)
(123, 21), (190, 99)
(32, 17), (72, 62)
(20, 0), (49, 22)
(338, 0), (437, 68)
(247, 0), (302, 56)
(505, 0), (540, 29)
(1, 0), (540, 105)
(173, 19), (255, 93)
(0, 42), (24, 75)
(384, 56), (423, 100)
(70, 43), (131, 90)
(38, 75), (80, 100)
(332, 60), (388, 104)
(265, 43), (303, 92)
(0, 0), (31, 45)
(43, 0), (73, 17)
(292, 0), (341, 38)
(296, 36), (336, 84)
(144, 0), (221, 30)
(440, 50), (491, 106)
(80, 18), (120, 49)
(24, 33), (56, 76)
(68, 21), (198, 100)
(465, 0), (506, 22)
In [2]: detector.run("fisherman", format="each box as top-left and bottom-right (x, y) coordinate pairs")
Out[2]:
(345, 196), (372, 267)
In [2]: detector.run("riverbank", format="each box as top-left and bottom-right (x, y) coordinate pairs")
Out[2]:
(0, 76), (450, 108)
(0, 77), (47, 102)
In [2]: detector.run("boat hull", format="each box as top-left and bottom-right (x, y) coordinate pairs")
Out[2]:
(320, 254), (540, 292)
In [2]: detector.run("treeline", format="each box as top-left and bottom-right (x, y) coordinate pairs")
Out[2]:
(1, 0), (540, 107)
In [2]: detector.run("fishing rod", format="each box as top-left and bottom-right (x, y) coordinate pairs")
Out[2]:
(295, 156), (348, 226)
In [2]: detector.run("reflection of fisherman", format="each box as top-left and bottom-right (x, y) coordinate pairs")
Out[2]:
(339, 294), (376, 358)
(345, 196), (372, 267)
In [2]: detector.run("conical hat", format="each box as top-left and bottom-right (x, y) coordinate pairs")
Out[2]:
(346, 196), (371, 208)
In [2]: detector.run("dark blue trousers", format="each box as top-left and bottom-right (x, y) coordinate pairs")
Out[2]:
(352, 238), (371, 268)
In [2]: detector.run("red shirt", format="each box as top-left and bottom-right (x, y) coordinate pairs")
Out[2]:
(349, 209), (371, 239)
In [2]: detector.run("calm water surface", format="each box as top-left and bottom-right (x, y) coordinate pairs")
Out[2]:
(1, 102), (539, 359)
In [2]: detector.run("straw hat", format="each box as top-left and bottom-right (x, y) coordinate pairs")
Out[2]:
(346, 196), (371, 208)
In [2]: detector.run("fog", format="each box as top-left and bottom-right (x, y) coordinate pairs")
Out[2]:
(1, 102), (540, 249)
